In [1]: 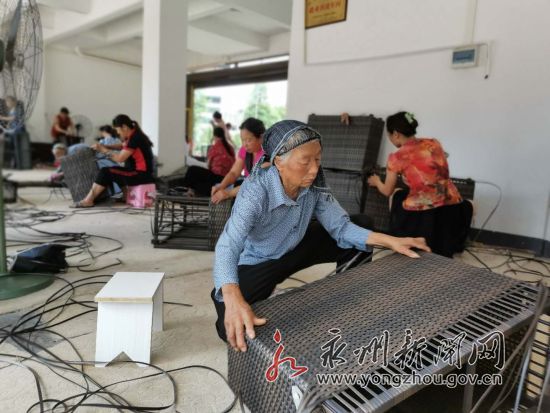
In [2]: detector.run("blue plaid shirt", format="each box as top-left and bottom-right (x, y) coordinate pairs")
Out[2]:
(213, 166), (371, 301)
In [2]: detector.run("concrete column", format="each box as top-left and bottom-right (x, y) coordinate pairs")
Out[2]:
(142, 0), (187, 175)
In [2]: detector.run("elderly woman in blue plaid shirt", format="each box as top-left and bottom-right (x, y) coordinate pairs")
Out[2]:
(212, 120), (430, 352)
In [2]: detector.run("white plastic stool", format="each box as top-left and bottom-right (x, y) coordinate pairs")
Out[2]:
(94, 272), (165, 367)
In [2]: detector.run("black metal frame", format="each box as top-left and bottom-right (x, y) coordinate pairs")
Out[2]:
(151, 194), (232, 251)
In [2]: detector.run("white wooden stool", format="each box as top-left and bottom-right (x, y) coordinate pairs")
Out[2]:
(94, 272), (165, 367)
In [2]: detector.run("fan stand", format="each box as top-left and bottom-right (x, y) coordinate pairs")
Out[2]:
(0, 132), (53, 300)
(74, 124), (84, 144)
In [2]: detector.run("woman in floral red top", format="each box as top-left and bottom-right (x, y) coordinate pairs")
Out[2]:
(181, 127), (235, 196)
(368, 111), (473, 257)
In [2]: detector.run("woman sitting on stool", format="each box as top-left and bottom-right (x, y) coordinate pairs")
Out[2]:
(181, 126), (235, 197)
(71, 114), (154, 208)
(367, 111), (473, 257)
(211, 117), (266, 204)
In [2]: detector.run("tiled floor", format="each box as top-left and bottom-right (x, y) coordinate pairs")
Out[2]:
(1, 169), (548, 412)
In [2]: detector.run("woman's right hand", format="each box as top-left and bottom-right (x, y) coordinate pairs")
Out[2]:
(223, 285), (267, 352)
(367, 174), (381, 187)
(340, 112), (350, 125)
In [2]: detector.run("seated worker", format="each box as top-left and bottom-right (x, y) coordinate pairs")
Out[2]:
(0, 96), (24, 168)
(0, 96), (19, 133)
(181, 127), (235, 197)
(367, 111), (473, 257)
(69, 125), (123, 163)
(51, 131), (122, 191)
(49, 143), (68, 182)
(98, 125), (122, 150)
(211, 119), (430, 351)
(211, 117), (266, 204)
(50, 107), (76, 145)
(70, 114), (155, 208)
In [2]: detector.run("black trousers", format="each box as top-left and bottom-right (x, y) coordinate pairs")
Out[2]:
(95, 166), (154, 188)
(182, 165), (224, 196)
(210, 215), (372, 341)
(390, 189), (473, 258)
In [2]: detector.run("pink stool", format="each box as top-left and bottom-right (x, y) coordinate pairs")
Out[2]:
(126, 183), (156, 208)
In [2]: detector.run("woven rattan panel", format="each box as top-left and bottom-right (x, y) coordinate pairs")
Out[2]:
(308, 115), (384, 173)
(228, 253), (534, 412)
(364, 169), (476, 233)
(324, 169), (364, 215)
(60, 148), (98, 203)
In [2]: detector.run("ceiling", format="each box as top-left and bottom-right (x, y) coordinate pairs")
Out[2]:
(38, 0), (292, 68)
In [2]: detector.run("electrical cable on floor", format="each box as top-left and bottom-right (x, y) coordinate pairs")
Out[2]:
(4, 207), (126, 272)
(465, 246), (550, 282)
(1, 205), (224, 412)
(0, 273), (229, 413)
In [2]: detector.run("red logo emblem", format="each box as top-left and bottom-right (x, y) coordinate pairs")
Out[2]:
(265, 329), (309, 382)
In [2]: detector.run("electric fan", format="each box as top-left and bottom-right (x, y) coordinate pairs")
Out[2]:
(72, 113), (94, 143)
(0, 0), (51, 300)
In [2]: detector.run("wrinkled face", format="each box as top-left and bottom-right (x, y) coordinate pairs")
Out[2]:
(240, 128), (262, 153)
(276, 140), (322, 190)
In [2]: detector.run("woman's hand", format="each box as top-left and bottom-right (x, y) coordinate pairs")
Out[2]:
(92, 143), (107, 153)
(211, 185), (220, 196)
(211, 189), (230, 204)
(387, 236), (431, 258)
(367, 174), (382, 187)
(223, 285), (267, 352)
(340, 112), (350, 125)
(367, 232), (430, 258)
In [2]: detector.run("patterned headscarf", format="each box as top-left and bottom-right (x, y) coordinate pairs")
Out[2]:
(251, 120), (330, 194)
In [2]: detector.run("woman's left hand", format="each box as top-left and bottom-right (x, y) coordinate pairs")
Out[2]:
(367, 174), (381, 187)
(211, 189), (230, 204)
(91, 143), (106, 153)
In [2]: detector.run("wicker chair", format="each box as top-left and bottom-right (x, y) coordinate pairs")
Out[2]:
(364, 168), (476, 233)
(307, 114), (385, 215)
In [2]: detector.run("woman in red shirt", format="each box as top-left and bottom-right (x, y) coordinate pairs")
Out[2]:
(211, 117), (266, 204)
(368, 111), (473, 257)
(181, 127), (235, 196)
(51, 107), (76, 144)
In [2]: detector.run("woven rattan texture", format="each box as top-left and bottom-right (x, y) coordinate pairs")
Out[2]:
(364, 169), (476, 233)
(60, 148), (98, 203)
(324, 169), (364, 215)
(308, 115), (384, 173)
(228, 253), (523, 412)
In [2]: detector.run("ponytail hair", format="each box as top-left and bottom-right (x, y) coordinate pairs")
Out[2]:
(112, 114), (153, 147)
(213, 126), (234, 157)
